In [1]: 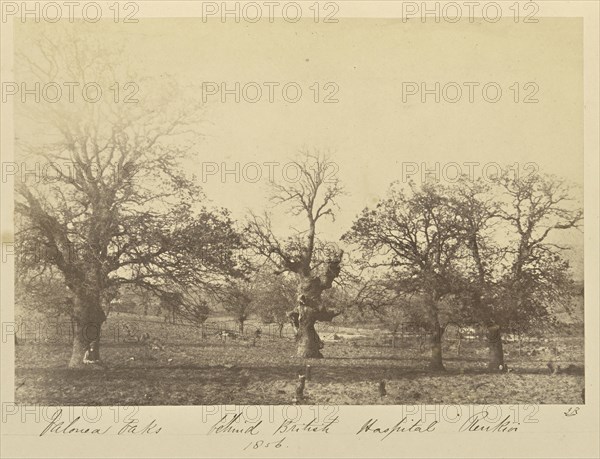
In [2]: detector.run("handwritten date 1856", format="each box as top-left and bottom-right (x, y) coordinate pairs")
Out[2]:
(243, 437), (287, 450)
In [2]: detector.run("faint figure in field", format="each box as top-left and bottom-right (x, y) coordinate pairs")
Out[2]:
(83, 340), (100, 365)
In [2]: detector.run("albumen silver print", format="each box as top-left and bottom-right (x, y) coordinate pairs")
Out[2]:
(1, 1), (598, 458)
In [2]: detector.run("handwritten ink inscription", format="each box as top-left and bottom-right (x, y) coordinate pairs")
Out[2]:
(458, 411), (520, 432)
(207, 413), (339, 450)
(39, 409), (162, 436)
(356, 417), (438, 440)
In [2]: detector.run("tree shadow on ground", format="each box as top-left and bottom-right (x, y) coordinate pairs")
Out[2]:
(15, 360), (585, 406)
(18, 360), (583, 385)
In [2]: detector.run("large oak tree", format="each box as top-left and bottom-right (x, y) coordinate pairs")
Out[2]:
(247, 151), (344, 358)
(14, 28), (244, 367)
(343, 181), (466, 370)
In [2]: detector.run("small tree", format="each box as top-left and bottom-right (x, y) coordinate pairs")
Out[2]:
(254, 270), (298, 338)
(221, 281), (254, 335)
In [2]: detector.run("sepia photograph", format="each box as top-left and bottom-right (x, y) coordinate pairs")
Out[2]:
(9, 15), (586, 406)
(1, 2), (598, 458)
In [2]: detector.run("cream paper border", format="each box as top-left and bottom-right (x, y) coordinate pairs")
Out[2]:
(1, 1), (598, 458)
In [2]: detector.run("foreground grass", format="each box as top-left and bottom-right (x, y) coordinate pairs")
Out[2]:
(15, 338), (584, 405)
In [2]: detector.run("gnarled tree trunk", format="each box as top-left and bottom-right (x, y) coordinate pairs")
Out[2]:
(287, 250), (343, 359)
(69, 291), (106, 368)
(296, 311), (323, 358)
(292, 306), (339, 358)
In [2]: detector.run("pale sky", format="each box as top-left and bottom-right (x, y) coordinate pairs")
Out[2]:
(14, 18), (584, 276)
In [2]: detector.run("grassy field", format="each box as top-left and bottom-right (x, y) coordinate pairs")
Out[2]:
(15, 314), (585, 406)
